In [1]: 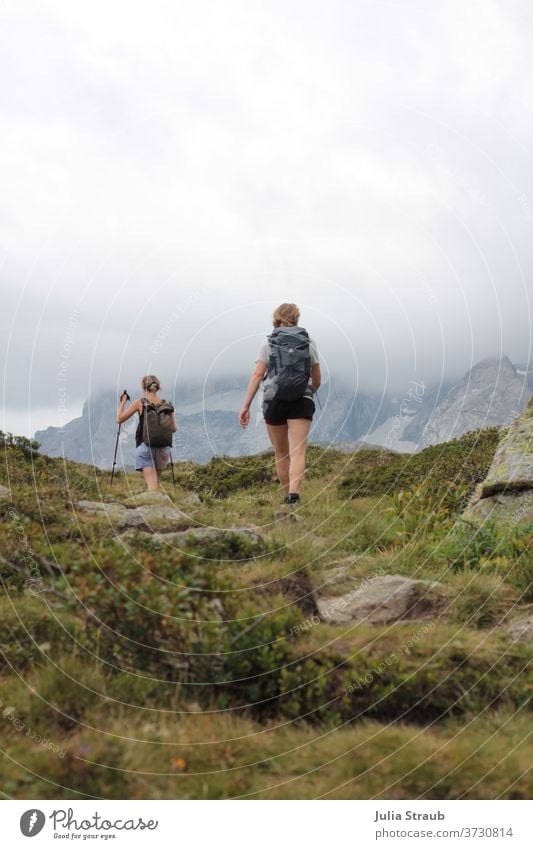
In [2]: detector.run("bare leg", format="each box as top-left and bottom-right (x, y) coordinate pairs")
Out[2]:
(287, 418), (312, 494)
(155, 449), (166, 484)
(142, 467), (159, 491)
(266, 423), (290, 496)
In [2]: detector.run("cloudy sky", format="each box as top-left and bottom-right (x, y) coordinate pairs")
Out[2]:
(1, 0), (532, 436)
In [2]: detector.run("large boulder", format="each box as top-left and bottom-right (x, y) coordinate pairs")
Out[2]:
(316, 574), (445, 625)
(462, 397), (533, 525)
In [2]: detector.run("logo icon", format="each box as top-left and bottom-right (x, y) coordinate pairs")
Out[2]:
(20, 810), (46, 837)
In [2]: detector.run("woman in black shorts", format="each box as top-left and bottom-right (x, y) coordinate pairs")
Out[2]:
(239, 303), (321, 506)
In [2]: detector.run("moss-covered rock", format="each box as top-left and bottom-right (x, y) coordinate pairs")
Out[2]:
(120, 526), (267, 560)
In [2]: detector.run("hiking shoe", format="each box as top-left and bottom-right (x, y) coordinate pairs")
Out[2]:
(283, 492), (300, 506)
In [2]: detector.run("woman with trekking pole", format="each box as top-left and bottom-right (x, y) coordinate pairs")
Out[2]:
(115, 375), (177, 491)
(239, 303), (321, 507)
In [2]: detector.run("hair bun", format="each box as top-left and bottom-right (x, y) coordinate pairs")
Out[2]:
(141, 374), (161, 392)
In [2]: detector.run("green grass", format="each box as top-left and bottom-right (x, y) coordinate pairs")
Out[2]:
(0, 426), (531, 799)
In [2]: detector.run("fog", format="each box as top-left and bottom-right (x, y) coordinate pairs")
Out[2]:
(1, 0), (532, 436)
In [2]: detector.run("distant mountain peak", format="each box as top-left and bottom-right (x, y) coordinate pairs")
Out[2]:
(34, 358), (532, 466)
(418, 355), (530, 450)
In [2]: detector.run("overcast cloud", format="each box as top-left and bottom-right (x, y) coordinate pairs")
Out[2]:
(1, 0), (532, 436)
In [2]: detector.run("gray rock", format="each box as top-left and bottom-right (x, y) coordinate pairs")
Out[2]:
(77, 500), (128, 522)
(0, 485), (10, 500)
(77, 499), (190, 531)
(316, 574), (445, 625)
(181, 493), (202, 506)
(462, 398), (533, 525)
(463, 490), (533, 524)
(505, 610), (533, 643)
(480, 403), (533, 495)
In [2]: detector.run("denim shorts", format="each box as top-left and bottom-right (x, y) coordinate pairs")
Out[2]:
(135, 442), (171, 471)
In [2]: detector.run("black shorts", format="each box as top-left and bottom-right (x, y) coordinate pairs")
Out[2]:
(263, 396), (315, 426)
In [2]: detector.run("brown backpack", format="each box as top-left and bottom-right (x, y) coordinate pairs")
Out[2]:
(140, 398), (174, 447)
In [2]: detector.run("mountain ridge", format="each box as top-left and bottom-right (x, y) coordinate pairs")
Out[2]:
(34, 354), (532, 467)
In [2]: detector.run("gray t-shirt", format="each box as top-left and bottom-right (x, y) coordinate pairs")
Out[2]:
(256, 333), (319, 401)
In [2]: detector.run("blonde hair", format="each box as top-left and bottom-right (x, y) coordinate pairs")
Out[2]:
(141, 374), (160, 393)
(273, 303), (300, 328)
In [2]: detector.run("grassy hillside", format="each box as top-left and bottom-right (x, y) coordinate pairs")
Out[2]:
(0, 427), (531, 799)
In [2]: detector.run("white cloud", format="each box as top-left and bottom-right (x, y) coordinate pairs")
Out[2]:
(1, 0), (532, 434)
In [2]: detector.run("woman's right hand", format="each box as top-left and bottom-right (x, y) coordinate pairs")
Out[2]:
(239, 406), (250, 428)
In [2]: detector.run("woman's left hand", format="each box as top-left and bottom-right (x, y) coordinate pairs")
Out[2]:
(239, 406), (250, 428)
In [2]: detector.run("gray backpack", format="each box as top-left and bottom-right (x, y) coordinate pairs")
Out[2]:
(267, 326), (311, 401)
(141, 398), (174, 447)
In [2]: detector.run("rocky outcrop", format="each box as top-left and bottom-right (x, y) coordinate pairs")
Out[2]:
(34, 357), (532, 464)
(316, 574), (446, 625)
(77, 497), (190, 532)
(76, 491), (265, 555)
(0, 485), (10, 500)
(462, 397), (533, 525)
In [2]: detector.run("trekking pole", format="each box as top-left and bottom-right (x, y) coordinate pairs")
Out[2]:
(315, 390), (323, 411)
(110, 390), (130, 485)
(169, 450), (176, 488)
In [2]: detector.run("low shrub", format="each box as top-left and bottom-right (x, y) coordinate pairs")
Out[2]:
(279, 624), (532, 725)
(63, 541), (224, 679)
(0, 595), (85, 673)
(185, 454), (275, 498)
(339, 427), (502, 507)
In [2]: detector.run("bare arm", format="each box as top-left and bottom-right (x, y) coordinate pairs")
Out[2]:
(117, 397), (142, 424)
(239, 361), (267, 428)
(171, 412), (177, 433)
